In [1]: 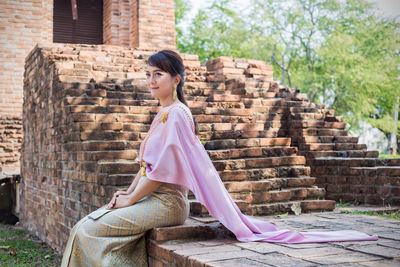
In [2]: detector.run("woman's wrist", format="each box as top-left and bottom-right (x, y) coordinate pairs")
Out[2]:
(128, 192), (138, 205)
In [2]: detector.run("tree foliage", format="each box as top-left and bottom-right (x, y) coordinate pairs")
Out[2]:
(176, 0), (400, 137)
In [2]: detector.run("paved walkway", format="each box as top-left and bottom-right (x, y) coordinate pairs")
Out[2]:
(149, 206), (400, 266)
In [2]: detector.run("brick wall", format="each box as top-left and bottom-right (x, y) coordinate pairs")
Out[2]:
(103, 0), (176, 49)
(133, 0), (176, 49)
(21, 44), (165, 252)
(0, 0), (53, 177)
(21, 44), (338, 252)
(0, 116), (22, 175)
(0, 0), (52, 116)
(0, 0), (175, 116)
(0, 0), (176, 180)
(312, 158), (400, 205)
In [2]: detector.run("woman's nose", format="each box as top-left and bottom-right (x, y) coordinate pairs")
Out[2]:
(148, 75), (156, 84)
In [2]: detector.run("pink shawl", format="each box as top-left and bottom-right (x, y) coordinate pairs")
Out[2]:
(140, 102), (378, 243)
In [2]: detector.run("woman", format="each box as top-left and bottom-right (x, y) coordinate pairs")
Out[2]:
(61, 50), (193, 267)
(62, 50), (378, 267)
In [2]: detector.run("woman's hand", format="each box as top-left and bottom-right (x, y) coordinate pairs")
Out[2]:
(114, 190), (129, 197)
(106, 192), (134, 210)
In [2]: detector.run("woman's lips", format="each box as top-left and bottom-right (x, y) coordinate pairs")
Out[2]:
(151, 87), (159, 90)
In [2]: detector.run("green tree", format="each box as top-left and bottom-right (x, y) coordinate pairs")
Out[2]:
(177, 0), (400, 147)
(175, 0), (191, 47)
(178, 0), (274, 62)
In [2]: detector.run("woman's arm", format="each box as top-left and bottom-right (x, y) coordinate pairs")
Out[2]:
(126, 170), (142, 194)
(128, 178), (162, 204)
(106, 177), (163, 209)
(113, 169), (142, 197)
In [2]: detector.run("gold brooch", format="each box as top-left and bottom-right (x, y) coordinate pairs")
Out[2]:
(140, 161), (147, 176)
(160, 111), (168, 123)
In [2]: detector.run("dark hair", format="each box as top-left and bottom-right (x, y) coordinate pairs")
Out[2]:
(147, 50), (199, 135)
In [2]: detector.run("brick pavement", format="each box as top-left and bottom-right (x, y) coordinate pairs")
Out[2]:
(148, 206), (400, 266)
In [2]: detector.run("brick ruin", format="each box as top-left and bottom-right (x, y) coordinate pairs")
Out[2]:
(21, 44), (400, 253)
(1, 0), (399, 258)
(0, 0), (175, 178)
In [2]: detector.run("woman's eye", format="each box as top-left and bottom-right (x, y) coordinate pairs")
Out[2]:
(145, 73), (150, 77)
(156, 72), (162, 76)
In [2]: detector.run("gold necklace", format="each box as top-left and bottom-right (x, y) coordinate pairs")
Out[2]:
(138, 104), (195, 176)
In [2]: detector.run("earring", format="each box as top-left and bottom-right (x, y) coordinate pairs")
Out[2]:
(173, 84), (177, 100)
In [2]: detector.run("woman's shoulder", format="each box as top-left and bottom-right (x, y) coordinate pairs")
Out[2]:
(168, 104), (195, 132)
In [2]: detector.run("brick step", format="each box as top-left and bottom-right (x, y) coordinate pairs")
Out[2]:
(207, 94), (242, 102)
(255, 113), (288, 121)
(225, 82), (269, 92)
(212, 156), (306, 171)
(192, 114), (256, 124)
(184, 81), (225, 91)
(231, 187), (326, 204)
(288, 128), (348, 137)
(66, 103), (162, 116)
(230, 90), (279, 99)
(69, 122), (150, 135)
(59, 81), (96, 90)
(290, 112), (326, 120)
(324, 115), (343, 122)
(239, 98), (318, 108)
(300, 150), (379, 158)
(134, 92), (210, 102)
(240, 98), (287, 107)
(79, 130), (141, 141)
(229, 88), (307, 101)
(208, 147), (298, 160)
(189, 199), (248, 217)
(288, 120), (346, 129)
(350, 166), (400, 177)
(298, 143), (367, 151)
(97, 160), (140, 174)
(247, 199), (336, 216)
(218, 166), (311, 181)
(189, 198), (335, 217)
(75, 150), (138, 161)
(100, 166), (313, 185)
(108, 173), (135, 186)
(147, 218), (232, 243)
(224, 177), (317, 193)
(199, 123), (288, 140)
(311, 157), (400, 167)
(187, 100), (245, 109)
(185, 88), (231, 97)
(198, 128), (288, 140)
(109, 99), (160, 107)
(67, 97), (159, 107)
(71, 140), (141, 151)
(288, 106), (322, 114)
(250, 106), (287, 114)
(204, 137), (292, 150)
(291, 136), (359, 144)
(190, 107), (253, 116)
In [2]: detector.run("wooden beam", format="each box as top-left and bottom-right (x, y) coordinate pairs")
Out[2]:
(71, 0), (78, 20)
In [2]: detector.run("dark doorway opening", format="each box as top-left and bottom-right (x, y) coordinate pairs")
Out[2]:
(53, 0), (103, 44)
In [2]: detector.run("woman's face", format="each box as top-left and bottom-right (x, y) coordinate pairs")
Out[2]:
(146, 65), (176, 100)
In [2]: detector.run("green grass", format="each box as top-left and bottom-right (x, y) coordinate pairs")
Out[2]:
(335, 200), (360, 207)
(379, 153), (400, 159)
(0, 223), (61, 267)
(340, 210), (400, 220)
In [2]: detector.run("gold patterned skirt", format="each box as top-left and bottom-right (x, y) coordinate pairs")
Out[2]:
(61, 176), (189, 267)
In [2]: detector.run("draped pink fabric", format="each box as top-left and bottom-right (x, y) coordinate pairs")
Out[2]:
(141, 102), (378, 244)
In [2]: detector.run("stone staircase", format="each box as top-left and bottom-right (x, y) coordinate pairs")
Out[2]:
(47, 45), (335, 217)
(23, 44), (400, 253)
(183, 57), (335, 216)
